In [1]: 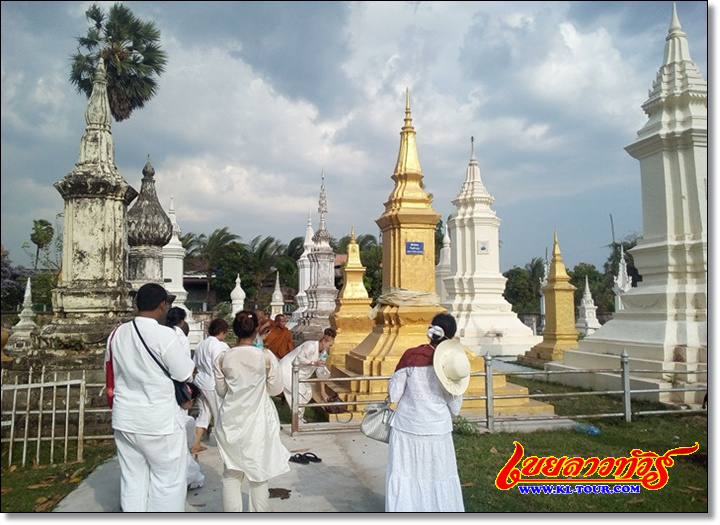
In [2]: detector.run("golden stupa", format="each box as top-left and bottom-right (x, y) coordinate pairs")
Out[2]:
(331, 90), (554, 419)
(520, 232), (579, 366)
(327, 228), (374, 368)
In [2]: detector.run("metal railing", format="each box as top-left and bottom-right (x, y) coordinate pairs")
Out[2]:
(289, 350), (707, 436)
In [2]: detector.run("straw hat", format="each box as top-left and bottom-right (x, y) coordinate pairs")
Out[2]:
(433, 339), (471, 396)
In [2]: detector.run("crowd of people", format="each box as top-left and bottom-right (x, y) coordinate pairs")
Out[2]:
(104, 283), (469, 513)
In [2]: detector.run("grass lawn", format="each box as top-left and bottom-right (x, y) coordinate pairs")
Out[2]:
(456, 377), (708, 513)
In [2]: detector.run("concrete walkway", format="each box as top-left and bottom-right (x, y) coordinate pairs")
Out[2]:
(54, 426), (388, 513)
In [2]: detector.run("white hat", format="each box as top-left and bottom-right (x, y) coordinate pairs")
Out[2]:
(433, 340), (471, 396)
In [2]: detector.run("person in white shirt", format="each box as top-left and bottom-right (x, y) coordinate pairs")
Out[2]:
(166, 306), (191, 358)
(278, 328), (335, 423)
(385, 313), (470, 512)
(214, 310), (290, 512)
(104, 283), (195, 512)
(191, 318), (230, 453)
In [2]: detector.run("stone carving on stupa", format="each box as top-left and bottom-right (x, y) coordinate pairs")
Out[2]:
(40, 57), (138, 355)
(270, 271), (284, 318)
(548, 4), (707, 404)
(289, 215), (314, 326)
(327, 228), (374, 369)
(5, 278), (39, 355)
(519, 232), (578, 366)
(293, 171), (338, 342)
(230, 274), (246, 317)
(161, 196), (202, 348)
(612, 246), (632, 311)
(435, 226), (451, 303)
(127, 156), (172, 290)
(443, 137), (541, 356)
(575, 276), (601, 337)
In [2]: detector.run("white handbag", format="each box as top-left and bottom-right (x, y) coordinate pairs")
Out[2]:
(360, 398), (394, 443)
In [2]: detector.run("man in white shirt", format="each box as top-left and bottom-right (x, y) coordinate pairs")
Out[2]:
(105, 283), (195, 512)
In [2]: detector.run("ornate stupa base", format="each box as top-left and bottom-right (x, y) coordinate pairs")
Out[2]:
(327, 308), (374, 369)
(519, 337), (579, 367)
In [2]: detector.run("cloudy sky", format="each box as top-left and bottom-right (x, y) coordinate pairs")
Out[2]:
(1, 1), (710, 276)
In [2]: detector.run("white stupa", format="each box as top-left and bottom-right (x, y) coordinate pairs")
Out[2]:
(270, 271), (284, 318)
(290, 214), (314, 325)
(230, 274), (246, 317)
(548, 4), (707, 404)
(612, 246), (633, 311)
(575, 276), (601, 337)
(434, 226), (451, 303)
(443, 138), (541, 356)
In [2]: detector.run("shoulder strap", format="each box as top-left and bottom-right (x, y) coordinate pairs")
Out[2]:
(132, 319), (171, 379)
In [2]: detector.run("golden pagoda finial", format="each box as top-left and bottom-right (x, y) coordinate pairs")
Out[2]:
(549, 230), (568, 279)
(350, 226), (356, 241)
(389, 88), (425, 204)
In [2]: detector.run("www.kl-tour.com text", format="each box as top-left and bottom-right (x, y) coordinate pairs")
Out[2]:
(516, 484), (642, 495)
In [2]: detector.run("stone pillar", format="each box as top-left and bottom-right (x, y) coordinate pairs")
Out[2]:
(328, 228), (373, 369)
(41, 58), (138, 349)
(520, 232), (578, 366)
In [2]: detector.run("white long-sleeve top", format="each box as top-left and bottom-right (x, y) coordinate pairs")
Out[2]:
(388, 365), (463, 436)
(194, 335), (229, 391)
(173, 326), (191, 358)
(213, 345), (289, 482)
(105, 317), (195, 435)
(278, 340), (319, 403)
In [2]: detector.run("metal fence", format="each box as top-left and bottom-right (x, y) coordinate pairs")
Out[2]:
(289, 350), (707, 436)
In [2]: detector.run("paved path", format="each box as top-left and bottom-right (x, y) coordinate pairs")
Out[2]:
(54, 426), (388, 513)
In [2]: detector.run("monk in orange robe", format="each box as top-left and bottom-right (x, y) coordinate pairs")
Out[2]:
(264, 314), (294, 359)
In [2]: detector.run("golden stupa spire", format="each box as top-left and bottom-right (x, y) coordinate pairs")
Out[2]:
(549, 230), (569, 281)
(393, 87), (423, 178)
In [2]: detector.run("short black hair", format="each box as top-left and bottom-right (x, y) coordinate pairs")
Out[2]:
(136, 283), (170, 312)
(208, 318), (229, 337)
(165, 307), (187, 328)
(430, 313), (457, 341)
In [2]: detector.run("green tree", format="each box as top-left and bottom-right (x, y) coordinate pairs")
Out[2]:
(284, 236), (305, 261)
(568, 263), (613, 313)
(29, 219), (54, 270)
(69, 2), (168, 122)
(184, 227), (242, 303)
(525, 256), (545, 303)
(360, 245), (383, 304)
(502, 267), (536, 313)
(245, 235), (286, 307)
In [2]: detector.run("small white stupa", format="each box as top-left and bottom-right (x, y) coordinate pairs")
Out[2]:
(612, 246), (633, 311)
(230, 274), (246, 317)
(434, 226), (451, 303)
(290, 214), (314, 325)
(270, 271), (284, 318)
(575, 276), (601, 337)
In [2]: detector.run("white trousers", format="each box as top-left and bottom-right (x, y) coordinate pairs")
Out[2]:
(115, 422), (188, 512)
(184, 414), (205, 489)
(222, 466), (269, 512)
(195, 389), (220, 430)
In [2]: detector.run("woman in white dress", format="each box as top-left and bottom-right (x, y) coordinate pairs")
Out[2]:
(278, 328), (336, 423)
(385, 313), (470, 512)
(192, 318), (230, 453)
(214, 310), (290, 512)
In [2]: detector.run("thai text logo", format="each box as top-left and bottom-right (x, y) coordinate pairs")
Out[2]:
(495, 441), (699, 491)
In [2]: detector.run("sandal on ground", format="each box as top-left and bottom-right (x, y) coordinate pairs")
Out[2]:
(190, 445), (207, 454)
(289, 453), (310, 464)
(303, 452), (322, 463)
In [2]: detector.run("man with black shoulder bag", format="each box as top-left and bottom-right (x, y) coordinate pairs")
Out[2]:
(104, 283), (195, 512)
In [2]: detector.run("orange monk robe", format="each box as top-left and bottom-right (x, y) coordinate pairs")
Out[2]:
(265, 326), (294, 360)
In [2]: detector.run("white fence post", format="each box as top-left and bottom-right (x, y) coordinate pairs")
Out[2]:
(484, 353), (495, 432)
(291, 357), (300, 436)
(621, 349), (632, 422)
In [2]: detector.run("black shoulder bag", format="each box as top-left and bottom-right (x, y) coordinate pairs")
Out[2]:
(132, 320), (201, 407)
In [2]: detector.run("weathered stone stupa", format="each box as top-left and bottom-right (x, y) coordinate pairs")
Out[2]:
(520, 233), (578, 366)
(127, 156), (172, 290)
(289, 215), (314, 326)
(327, 228), (374, 368)
(40, 58), (138, 353)
(293, 172), (338, 342)
(6, 278), (39, 354)
(548, 4), (707, 404)
(443, 138), (541, 356)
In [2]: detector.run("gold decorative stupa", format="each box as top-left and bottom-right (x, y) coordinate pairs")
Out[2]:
(520, 232), (579, 366)
(327, 228), (374, 368)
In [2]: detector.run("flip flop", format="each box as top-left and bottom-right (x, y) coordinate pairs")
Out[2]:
(289, 453), (309, 464)
(303, 452), (322, 463)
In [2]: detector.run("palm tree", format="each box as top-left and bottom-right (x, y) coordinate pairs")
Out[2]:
(30, 219), (54, 270)
(284, 236), (305, 261)
(525, 256), (545, 301)
(69, 3), (168, 122)
(185, 228), (242, 303)
(246, 236), (286, 302)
